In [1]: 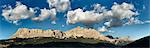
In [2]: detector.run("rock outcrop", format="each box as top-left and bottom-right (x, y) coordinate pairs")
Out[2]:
(10, 26), (130, 45)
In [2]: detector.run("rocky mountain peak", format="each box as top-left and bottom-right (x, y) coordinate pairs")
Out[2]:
(10, 26), (130, 45)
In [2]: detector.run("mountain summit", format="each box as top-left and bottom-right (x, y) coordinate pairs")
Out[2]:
(0, 26), (131, 47)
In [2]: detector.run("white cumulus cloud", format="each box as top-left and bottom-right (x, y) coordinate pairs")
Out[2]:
(98, 26), (108, 32)
(66, 8), (110, 24)
(32, 8), (57, 24)
(124, 17), (150, 25)
(93, 3), (107, 13)
(47, 0), (71, 12)
(1, 2), (36, 25)
(104, 19), (123, 27)
(66, 2), (139, 28)
(110, 2), (138, 19)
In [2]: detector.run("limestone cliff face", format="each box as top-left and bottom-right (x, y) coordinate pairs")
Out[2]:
(11, 26), (109, 40)
(64, 26), (110, 40)
(10, 26), (130, 45)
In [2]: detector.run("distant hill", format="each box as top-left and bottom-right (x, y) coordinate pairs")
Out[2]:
(123, 36), (150, 47)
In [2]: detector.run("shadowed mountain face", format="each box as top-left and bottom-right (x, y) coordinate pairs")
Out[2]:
(1, 26), (147, 48)
(124, 36), (150, 47)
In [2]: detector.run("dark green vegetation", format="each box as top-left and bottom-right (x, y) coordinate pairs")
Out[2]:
(0, 36), (149, 48)
(0, 37), (119, 48)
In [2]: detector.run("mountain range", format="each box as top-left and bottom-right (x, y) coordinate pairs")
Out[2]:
(0, 26), (149, 48)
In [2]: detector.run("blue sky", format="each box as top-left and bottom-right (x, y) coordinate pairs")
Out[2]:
(0, 0), (149, 40)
